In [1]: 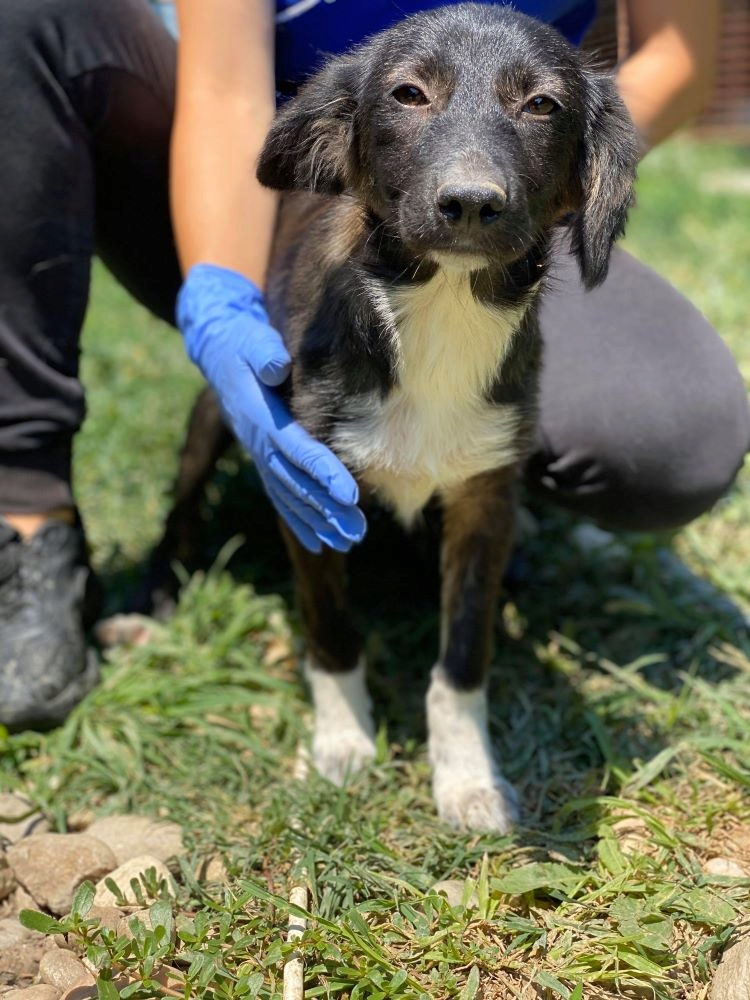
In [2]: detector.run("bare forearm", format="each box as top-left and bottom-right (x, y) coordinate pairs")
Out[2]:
(171, 0), (278, 284)
(617, 0), (720, 154)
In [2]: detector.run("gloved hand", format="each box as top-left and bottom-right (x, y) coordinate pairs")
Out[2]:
(177, 263), (367, 553)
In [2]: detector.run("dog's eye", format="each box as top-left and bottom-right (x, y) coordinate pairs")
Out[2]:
(392, 84), (429, 107)
(522, 94), (559, 117)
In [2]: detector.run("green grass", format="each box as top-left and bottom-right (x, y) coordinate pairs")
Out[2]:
(3, 137), (750, 999)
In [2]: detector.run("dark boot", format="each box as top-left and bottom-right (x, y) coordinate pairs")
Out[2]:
(0, 517), (101, 731)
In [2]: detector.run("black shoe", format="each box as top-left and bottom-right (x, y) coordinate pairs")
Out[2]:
(0, 517), (102, 732)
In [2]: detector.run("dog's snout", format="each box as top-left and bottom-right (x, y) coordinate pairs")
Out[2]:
(436, 182), (507, 227)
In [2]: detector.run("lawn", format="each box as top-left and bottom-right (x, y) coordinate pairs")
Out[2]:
(2, 137), (749, 999)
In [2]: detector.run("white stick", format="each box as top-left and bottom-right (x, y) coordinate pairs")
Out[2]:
(283, 885), (309, 1000)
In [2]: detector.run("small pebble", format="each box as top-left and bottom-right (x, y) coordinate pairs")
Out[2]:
(0, 795), (49, 843)
(710, 932), (750, 1000)
(93, 855), (177, 908)
(7, 835), (116, 916)
(431, 879), (479, 910)
(84, 815), (184, 868)
(38, 950), (94, 993)
(704, 857), (748, 878)
(2, 987), (61, 1000)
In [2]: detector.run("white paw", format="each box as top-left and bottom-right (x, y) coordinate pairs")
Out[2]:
(305, 656), (376, 786)
(426, 665), (520, 834)
(312, 726), (377, 786)
(432, 772), (519, 833)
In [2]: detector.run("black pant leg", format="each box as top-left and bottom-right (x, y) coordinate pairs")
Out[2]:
(0, 0), (179, 512)
(528, 242), (750, 531)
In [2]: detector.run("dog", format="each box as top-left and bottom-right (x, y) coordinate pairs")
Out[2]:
(151, 3), (638, 832)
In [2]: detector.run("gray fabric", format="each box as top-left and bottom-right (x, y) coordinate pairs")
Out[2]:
(0, 0), (180, 510)
(532, 244), (750, 529)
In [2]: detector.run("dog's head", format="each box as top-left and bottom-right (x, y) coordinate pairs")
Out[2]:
(258, 3), (639, 288)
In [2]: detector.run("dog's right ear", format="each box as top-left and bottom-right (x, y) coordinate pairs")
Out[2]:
(257, 57), (360, 194)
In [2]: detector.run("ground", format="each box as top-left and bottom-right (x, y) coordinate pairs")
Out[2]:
(1, 137), (749, 999)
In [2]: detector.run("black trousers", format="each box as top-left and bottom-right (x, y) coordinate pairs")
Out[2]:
(1, 0), (748, 533)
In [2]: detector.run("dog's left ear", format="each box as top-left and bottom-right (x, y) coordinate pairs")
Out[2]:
(257, 56), (360, 194)
(571, 71), (639, 289)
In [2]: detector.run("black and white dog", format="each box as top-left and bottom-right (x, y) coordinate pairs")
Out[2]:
(157, 3), (638, 832)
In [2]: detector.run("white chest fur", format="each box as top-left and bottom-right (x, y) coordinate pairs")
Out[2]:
(331, 265), (525, 525)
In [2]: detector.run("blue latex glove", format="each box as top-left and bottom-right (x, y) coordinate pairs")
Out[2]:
(177, 263), (367, 553)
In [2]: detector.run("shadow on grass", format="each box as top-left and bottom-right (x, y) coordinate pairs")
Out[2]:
(95, 456), (749, 848)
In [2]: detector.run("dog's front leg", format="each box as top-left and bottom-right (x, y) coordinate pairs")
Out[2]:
(427, 468), (520, 833)
(279, 523), (376, 785)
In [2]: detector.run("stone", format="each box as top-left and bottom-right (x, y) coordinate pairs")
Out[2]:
(0, 796), (50, 844)
(84, 816), (184, 868)
(0, 917), (43, 948)
(432, 879), (479, 910)
(704, 856), (748, 878)
(60, 976), (132, 1000)
(38, 951), (93, 993)
(0, 857), (17, 903)
(116, 908), (154, 940)
(710, 933), (750, 1000)
(93, 615), (159, 649)
(7, 835), (116, 916)
(3, 988), (61, 1000)
(93, 856), (177, 908)
(0, 919), (56, 989)
(612, 817), (653, 856)
(81, 906), (124, 934)
(59, 988), (97, 1000)
(0, 887), (36, 920)
(195, 856), (229, 885)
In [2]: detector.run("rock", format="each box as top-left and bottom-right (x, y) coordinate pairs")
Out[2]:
(64, 813), (96, 834)
(0, 857), (17, 903)
(0, 918), (56, 989)
(116, 908), (154, 940)
(84, 816), (184, 868)
(7, 835), (116, 916)
(93, 856), (177, 908)
(710, 933), (750, 1000)
(3, 987), (61, 1000)
(195, 856), (229, 885)
(711, 822), (750, 874)
(93, 614), (159, 649)
(0, 887), (36, 920)
(59, 987), (97, 1000)
(81, 906), (124, 934)
(0, 917), (43, 948)
(432, 879), (479, 909)
(0, 795), (49, 844)
(38, 951), (93, 993)
(704, 857), (748, 878)
(612, 817), (652, 856)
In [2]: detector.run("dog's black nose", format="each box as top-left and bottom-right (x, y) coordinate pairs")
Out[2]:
(436, 183), (507, 227)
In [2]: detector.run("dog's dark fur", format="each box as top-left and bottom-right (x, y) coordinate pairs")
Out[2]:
(151, 4), (638, 831)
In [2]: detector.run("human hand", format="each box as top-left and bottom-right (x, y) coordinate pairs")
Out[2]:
(177, 263), (367, 553)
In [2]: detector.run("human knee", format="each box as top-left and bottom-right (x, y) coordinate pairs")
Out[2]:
(530, 381), (750, 532)
(594, 390), (750, 532)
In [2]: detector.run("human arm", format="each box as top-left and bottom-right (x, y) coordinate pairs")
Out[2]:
(171, 0), (366, 552)
(617, 0), (721, 155)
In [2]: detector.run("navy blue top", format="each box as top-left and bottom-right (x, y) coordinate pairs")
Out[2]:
(275, 0), (597, 83)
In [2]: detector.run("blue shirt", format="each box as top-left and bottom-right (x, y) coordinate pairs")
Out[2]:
(275, 0), (597, 84)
